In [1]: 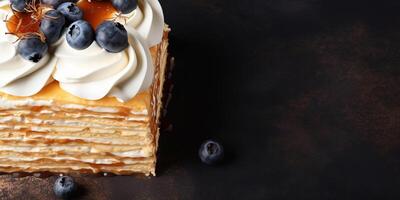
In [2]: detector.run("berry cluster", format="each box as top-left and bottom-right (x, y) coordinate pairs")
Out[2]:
(8, 0), (137, 63)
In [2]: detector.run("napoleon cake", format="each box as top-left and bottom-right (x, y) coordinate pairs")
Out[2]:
(0, 0), (169, 176)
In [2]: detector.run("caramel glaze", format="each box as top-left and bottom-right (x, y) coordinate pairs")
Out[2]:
(30, 106), (44, 112)
(117, 107), (132, 117)
(77, 0), (117, 29)
(6, 12), (41, 35)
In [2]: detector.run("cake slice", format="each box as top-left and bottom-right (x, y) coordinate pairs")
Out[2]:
(0, 0), (169, 175)
(0, 29), (169, 176)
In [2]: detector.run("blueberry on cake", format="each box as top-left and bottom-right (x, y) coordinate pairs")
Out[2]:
(0, 0), (169, 176)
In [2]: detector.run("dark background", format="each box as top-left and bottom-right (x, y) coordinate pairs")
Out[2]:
(3, 0), (400, 199)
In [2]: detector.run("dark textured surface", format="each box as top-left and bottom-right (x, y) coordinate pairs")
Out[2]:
(3, 0), (400, 199)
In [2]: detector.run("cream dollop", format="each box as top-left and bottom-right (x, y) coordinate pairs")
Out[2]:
(53, 27), (154, 102)
(52, 0), (162, 102)
(120, 0), (164, 47)
(0, 9), (56, 96)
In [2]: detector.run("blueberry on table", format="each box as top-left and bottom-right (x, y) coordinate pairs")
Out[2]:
(17, 36), (48, 63)
(57, 2), (83, 24)
(95, 21), (129, 53)
(40, 10), (66, 44)
(66, 20), (94, 50)
(10, 0), (28, 12)
(53, 176), (77, 199)
(199, 140), (224, 165)
(111, 0), (137, 14)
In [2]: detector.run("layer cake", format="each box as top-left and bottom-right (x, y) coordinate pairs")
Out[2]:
(0, 0), (169, 176)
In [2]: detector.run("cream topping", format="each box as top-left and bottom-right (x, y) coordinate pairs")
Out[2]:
(0, 9), (56, 97)
(121, 0), (164, 47)
(0, 0), (165, 101)
(53, 28), (154, 102)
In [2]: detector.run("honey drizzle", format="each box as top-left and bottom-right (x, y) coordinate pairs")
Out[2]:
(5, 0), (48, 41)
(6, 12), (41, 35)
(77, 0), (117, 29)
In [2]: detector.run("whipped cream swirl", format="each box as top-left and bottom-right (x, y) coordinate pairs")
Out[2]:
(53, 27), (154, 102)
(0, 9), (56, 96)
(121, 0), (164, 47)
(52, 0), (163, 102)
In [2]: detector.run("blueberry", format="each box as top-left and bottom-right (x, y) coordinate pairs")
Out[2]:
(199, 140), (224, 165)
(40, 10), (65, 44)
(57, 2), (83, 24)
(53, 176), (77, 199)
(111, 0), (137, 14)
(10, 0), (28, 12)
(17, 36), (48, 63)
(66, 20), (94, 50)
(95, 21), (129, 53)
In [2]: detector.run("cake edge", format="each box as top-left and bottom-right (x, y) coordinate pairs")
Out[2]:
(150, 25), (170, 176)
